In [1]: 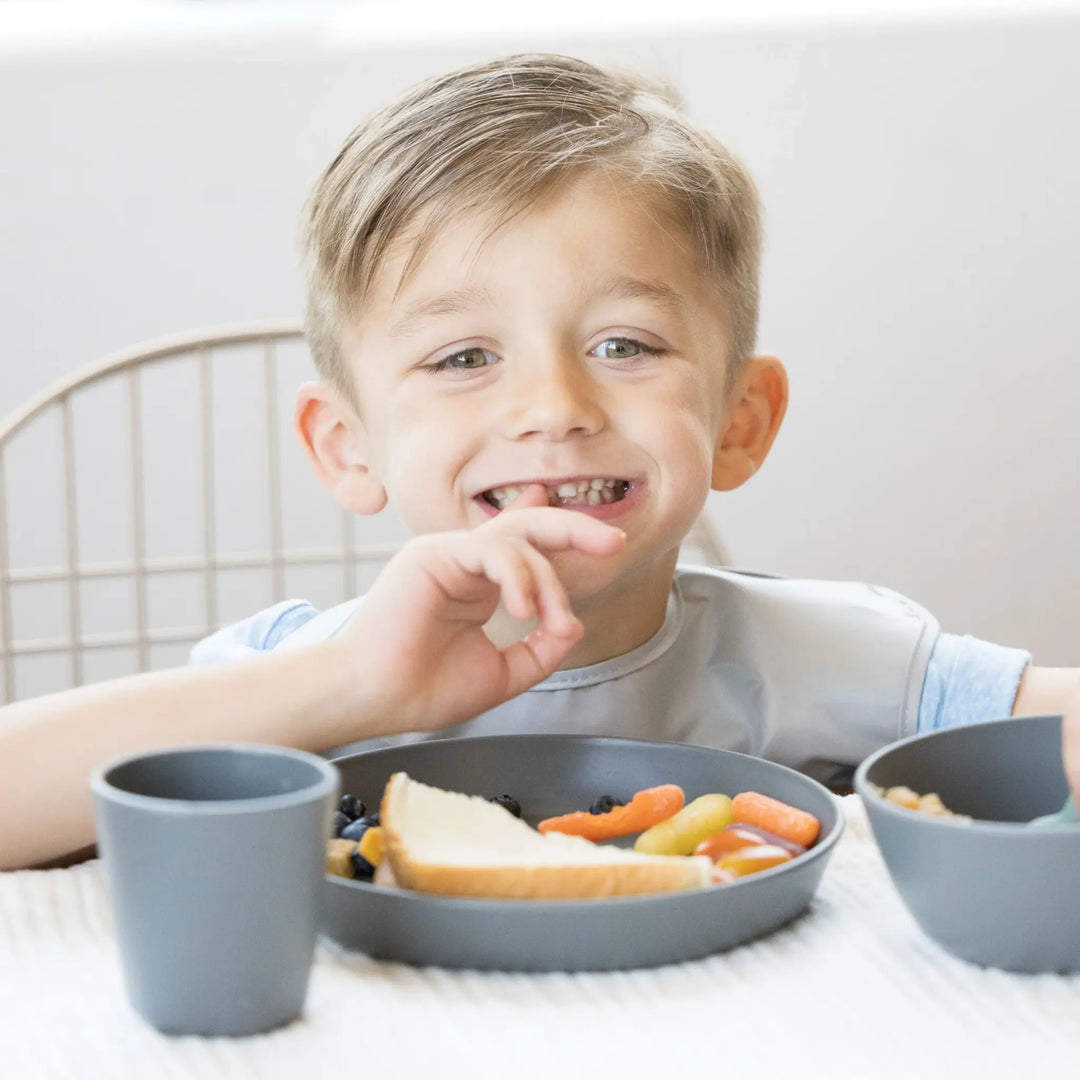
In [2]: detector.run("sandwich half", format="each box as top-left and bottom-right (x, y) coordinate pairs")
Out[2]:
(380, 771), (712, 900)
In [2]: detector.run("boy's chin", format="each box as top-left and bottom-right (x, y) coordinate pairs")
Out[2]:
(548, 546), (676, 606)
(544, 547), (625, 596)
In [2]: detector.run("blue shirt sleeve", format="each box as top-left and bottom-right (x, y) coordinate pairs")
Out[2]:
(918, 632), (1031, 732)
(189, 600), (321, 665)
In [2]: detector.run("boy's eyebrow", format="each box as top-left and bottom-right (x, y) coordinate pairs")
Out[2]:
(388, 275), (685, 340)
(582, 274), (687, 315)
(388, 286), (496, 339)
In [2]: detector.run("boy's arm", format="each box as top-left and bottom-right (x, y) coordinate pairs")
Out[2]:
(0, 498), (624, 870)
(0, 644), (374, 871)
(1064, 685), (1080, 806)
(1013, 666), (1080, 804)
(1012, 666), (1080, 717)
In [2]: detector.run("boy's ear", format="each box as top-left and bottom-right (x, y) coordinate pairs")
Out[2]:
(711, 356), (789, 492)
(293, 381), (388, 515)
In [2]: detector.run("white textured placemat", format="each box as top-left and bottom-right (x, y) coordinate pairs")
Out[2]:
(1, 797), (1078, 1079)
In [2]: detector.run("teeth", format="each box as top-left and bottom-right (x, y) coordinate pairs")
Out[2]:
(483, 479), (629, 510)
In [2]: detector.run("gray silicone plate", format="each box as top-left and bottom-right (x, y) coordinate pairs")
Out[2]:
(319, 735), (843, 971)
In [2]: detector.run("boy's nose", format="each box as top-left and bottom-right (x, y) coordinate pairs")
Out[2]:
(502, 356), (605, 441)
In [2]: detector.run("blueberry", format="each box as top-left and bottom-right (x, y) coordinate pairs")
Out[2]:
(367, 811), (380, 826)
(339, 794), (366, 820)
(589, 794), (624, 815)
(488, 794), (522, 818)
(330, 810), (351, 837)
(350, 849), (376, 880)
(340, 818), (370, 842)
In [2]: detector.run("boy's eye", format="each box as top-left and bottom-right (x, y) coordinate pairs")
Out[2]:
(591, 337), (662, 362)
(427, 347), (498, 374)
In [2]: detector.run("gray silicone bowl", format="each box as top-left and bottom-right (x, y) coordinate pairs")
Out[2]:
(854, 714), (1080, 973)
(321, 734), (843, 972)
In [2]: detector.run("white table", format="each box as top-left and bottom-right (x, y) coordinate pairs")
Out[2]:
(2, 797), (1078, 1079)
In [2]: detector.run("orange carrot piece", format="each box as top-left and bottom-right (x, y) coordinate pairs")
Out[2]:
(730, 791), (820, 848)
(537, 785), (685, 842)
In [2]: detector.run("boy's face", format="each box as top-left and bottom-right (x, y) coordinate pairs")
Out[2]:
(311, 173), (776, 608)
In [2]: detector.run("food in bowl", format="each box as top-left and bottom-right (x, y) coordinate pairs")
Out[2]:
(380, 773), (712, 899)
(865, 782), (971, 821)
(325, 774), (822, 899)
(538, 783), (686, 841)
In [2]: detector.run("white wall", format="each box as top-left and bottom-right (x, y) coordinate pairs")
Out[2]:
(1, 3), (1078, 681)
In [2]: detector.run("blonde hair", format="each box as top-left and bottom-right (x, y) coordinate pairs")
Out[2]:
(301, 53), (761, 395)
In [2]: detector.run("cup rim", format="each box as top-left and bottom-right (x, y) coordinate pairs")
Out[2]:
(90, 742), (339, 816)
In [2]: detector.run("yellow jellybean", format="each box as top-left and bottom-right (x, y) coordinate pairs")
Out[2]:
(633, 793), (734, 856)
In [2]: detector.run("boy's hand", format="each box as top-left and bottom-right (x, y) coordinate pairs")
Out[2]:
(335, 486), (624, 736)
(1064, 683), (1080, 805)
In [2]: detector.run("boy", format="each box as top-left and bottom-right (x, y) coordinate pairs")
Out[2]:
(192, 53), (1077, 785)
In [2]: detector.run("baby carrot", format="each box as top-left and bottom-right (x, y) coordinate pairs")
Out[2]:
(730, 791), (820, 848)
(537, 784), (685, 842)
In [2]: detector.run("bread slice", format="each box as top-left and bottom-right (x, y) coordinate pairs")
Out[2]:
(379, 772), (711, 900)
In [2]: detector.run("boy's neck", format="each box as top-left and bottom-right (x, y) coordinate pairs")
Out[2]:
(483, 553), (679, 671)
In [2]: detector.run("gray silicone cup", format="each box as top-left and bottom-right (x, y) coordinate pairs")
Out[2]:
(92, 744), (339, 1037)
(320, 734), (844, 972)
(855, 714), (1080, 973)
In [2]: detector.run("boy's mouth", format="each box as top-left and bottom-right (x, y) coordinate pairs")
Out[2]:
(482, 478), (632, 510)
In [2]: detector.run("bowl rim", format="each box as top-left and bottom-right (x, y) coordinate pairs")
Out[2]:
(853, 713), (1072, 834)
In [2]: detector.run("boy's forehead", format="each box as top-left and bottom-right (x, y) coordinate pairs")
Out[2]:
(359, 176), (722, 322)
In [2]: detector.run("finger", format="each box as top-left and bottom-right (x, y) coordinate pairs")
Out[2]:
(483, 505), (626, 556)
(493, 537), (580, 633)
(448, 534), (548, 620)
(499, 619), (585, 696)
(491, 540), (579, 634)
(519, 543), (580, 635)
(506, 483), (550, 510)
(487, 541), (543, 621)
(450, 534), (579, 633)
